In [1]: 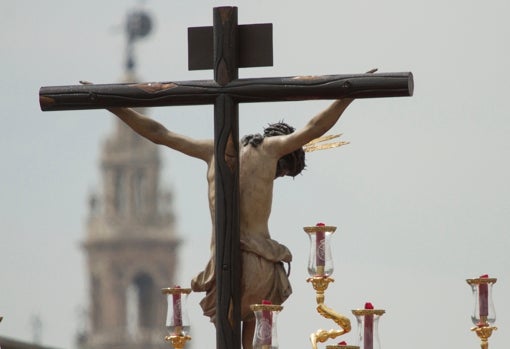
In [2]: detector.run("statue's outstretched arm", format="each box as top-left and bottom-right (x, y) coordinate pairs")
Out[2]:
(265, 68), (377, 158)
(80, 80), (213, 162)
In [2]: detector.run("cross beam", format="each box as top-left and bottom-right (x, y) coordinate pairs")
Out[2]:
(39, 73), (413, 111)
(39, 7), (413, 349)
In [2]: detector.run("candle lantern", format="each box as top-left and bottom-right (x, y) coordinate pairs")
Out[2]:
(162, 286), (192, 349)
(304, 223), (351, 349)
(466, 275), (497, 349)
(466, 275), (497, 326)
(352, 304), (385, 349)
(304, 223), (336, 277)
(250, 302), (283, 349)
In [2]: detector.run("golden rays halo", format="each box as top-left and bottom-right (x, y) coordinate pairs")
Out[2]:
(303, 134), (349, 153)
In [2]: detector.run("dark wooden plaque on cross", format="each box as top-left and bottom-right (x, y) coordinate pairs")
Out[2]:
(39, 6), (413, 349)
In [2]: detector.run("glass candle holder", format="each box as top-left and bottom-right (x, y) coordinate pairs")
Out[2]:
(352, 304), (385, 349)
(162, 286), (192, 336)
(304, 223), (336, 277)
(466, 275), (497, 326)
(250, 302), (283, 349)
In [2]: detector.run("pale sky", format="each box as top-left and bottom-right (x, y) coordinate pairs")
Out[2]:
(1, 1), (509, 349)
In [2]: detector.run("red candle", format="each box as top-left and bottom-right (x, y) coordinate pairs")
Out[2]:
(172, 286), (183, 327)
(479, 274), (489, 318)
(316, 222), (326, 275)
(364, 302), (374, 349)
(261, 299), (272, 346)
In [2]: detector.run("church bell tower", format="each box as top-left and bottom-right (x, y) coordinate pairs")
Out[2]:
(79, 7), (180, 349)
(82, 114), (179, 349)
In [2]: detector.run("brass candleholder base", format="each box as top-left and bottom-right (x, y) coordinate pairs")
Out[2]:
(165, 334), (191, 349)
(307, 275), (334, 304)
(471, 324), (497, 349)
(307, 276), (351, 349)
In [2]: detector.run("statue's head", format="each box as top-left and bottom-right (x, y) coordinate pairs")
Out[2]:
(241, 121), (306, 178)
(264, 122), (306, 178)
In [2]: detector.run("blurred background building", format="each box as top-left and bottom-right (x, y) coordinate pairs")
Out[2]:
(78, 7), (181, 349)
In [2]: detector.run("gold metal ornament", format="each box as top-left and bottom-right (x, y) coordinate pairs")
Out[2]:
(161, 287), (192, 295)
(307, 276), (351, 349)
(351, 309), (386, 317)
(303, 225), (337, 234)
(471, 325), (497, 349)
(250, 304), (283, 312)
(307, 276), (334, 304)
(165, 334), (191, 349)
(466, 278), (497, 286)
(303, 134), (349, 153)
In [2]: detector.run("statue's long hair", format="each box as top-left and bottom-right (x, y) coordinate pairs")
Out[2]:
(241, 121), (306, 178)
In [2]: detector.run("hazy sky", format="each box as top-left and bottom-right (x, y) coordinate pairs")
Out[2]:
(1, 1), (509, 349)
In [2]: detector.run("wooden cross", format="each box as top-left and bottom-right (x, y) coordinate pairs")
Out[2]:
(39, 6), (413, 349)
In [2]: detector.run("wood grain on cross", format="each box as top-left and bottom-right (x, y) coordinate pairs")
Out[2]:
(39, 6), (413, 349)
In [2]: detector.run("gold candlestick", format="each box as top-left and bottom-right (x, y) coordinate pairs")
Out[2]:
(307, 275), (334, 304)
(471, 324), (497, 349)
(307, 276), (351, 349)
(466, 277), (498, 349)
(162, 287), (192, 349)
(304, 224), (351, 349)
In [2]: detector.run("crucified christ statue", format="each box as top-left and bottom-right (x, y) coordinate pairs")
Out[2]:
(105, 95), (355, 348)
(42, 8), (412, 349)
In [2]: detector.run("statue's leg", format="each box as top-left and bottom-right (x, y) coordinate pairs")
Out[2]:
(242, 320), (255, 349)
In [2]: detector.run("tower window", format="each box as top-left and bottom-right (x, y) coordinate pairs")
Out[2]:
(114, 168), (127, 213)
(133, 169), (146, 212)
(91, 276), (102, 330)
(126, 272), (155, 335)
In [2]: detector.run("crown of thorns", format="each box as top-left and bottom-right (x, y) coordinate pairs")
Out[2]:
(263, 122), (295, 137)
